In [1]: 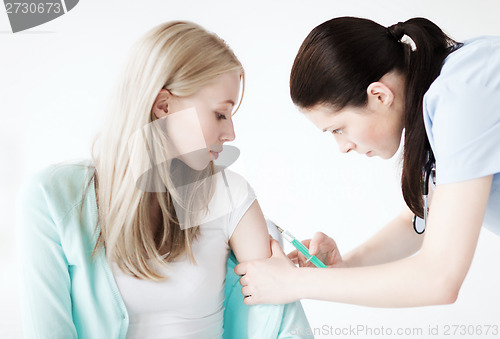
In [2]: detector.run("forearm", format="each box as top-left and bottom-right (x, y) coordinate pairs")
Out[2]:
(293, 252), (456, 307)
(343, 210), (423, 267)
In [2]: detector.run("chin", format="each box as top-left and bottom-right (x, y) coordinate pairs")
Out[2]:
(182, 158), (211, 171)
(178, 150), (211, 171)
(385, 149), (400, 159)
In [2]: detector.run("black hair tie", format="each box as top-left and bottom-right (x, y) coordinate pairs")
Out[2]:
(387, 22), (405, 42)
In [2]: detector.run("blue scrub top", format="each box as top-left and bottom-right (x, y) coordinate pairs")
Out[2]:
(423, 36), (500, 235)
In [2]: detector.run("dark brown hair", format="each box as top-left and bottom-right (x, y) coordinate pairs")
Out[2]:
(290, 17), (460, 218)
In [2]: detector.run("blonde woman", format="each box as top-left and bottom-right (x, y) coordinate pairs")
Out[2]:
(16, 21), (311, 339)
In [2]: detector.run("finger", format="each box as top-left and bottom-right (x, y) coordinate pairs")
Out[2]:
(287, 249), (299, 265)
(297, 251), (307, 267)
(239, 276), (247, 286)
(241, 285), (252, 297)
(287, 249), (299, 260)
(297, 251), (317, 268)
(288, 255), (299, 265)
(300, 239), (312, 248)
(243, 295), (256, 306)
(234, 263), (246, 276)
(309, 232), (329, 255)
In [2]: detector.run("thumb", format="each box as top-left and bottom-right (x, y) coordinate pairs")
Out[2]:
(309, 232), (327, 255)
(270, 239), (285, 257)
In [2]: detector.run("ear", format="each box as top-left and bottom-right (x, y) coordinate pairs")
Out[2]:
(152, 89), (173, 119)
(366, 82), (394, 110)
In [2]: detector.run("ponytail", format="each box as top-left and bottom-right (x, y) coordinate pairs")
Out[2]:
(391, 18), (460, 217)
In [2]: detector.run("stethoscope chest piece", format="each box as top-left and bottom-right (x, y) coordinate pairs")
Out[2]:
(413, 215), (426, 234)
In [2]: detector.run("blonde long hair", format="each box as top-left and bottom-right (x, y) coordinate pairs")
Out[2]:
(87, 21), (244, 281)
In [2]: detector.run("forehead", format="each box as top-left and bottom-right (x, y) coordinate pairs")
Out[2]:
(198, 71), (241, 104)
(300, 104), (340, 129)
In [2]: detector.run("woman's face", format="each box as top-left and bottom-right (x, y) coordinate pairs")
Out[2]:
(300, 72), (406, 160)
(301, 103), (405, 159)
(154, 71), (240, 170)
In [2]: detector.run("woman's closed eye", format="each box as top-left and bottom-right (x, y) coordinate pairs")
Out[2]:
(216, 112), (227, 120)
(332, 129), (343, 135)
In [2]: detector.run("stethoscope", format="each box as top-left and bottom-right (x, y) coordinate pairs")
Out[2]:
(412, 152), (436, 234)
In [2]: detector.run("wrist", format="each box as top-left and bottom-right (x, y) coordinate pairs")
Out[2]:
(342, 246), (366, 268)
(340, 254), (354, 268)
(289, 266), (305, 300)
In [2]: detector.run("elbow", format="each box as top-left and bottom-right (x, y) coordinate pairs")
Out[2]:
(416, 251), (467, 306)
(430, 274), (462, 305)
(435, 285), (459, 305)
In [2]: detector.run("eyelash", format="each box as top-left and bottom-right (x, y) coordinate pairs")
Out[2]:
(216, 112), (227, 120)
(332, 129), (343, 135)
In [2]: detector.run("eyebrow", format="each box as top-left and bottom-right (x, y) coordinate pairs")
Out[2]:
(219, 100), (235, 106)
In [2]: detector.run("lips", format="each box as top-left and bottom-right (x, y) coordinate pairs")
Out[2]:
(209, 150), (220, 160)
(209, 145), (223, 160)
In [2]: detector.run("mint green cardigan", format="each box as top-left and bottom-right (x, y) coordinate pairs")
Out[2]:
(16, 161), (313, 339)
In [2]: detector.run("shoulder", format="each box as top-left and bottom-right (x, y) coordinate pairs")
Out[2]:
(201, 168), (256, 224)
(207, 169), (258, 238)
(424, 36), (500, 123)
(214, 168), (256, 202)
(215, 167), (251, 189)
(18, 159), (95, 223)
(442, 36), (500, 78)
(427, 36), (500, 98)
(421, 38), (500, 184)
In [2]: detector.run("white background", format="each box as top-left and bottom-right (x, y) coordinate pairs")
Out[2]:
(1, 1), (500, 338)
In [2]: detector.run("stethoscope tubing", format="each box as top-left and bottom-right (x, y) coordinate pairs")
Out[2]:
(413, 152), (435, 234)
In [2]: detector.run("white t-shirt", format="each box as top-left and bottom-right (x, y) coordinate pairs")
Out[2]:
(110, 169), (256, 339)
(423, 36), (500, 235)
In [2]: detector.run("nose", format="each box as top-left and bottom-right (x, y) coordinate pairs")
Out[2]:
(336, 136), (356, 154)
(220, 119), (235, 142)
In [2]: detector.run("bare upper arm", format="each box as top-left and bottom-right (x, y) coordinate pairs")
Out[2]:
(420, 175), (493, 284)
(229, 200), (271, 262)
